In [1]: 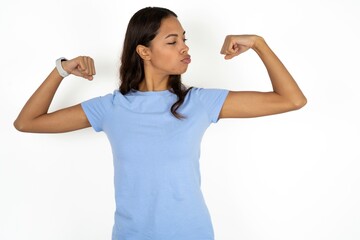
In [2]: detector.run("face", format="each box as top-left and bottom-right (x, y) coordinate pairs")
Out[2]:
(145, 16), (190, 76)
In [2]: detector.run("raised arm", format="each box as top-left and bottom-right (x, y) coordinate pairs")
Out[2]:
(219, 35), (307, 119)
(14, 56), (96, 133)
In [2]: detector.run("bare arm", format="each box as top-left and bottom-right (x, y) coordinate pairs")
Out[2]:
(219, 35), (307, 118)
(14, 56), (96, 133)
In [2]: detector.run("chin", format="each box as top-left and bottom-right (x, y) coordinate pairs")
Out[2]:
(177, 67), (189, 75)
(168, 66), (189, 75)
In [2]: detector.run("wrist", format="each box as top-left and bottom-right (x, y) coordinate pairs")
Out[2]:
(55, 57), (70, 78)
(251, 36), (265, 49)
(251, 36), (269, 56)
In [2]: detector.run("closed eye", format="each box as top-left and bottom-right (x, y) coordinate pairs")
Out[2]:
(167, 39), (187, 45)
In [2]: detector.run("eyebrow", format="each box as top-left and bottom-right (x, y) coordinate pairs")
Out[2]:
(165, 31), (186, 39)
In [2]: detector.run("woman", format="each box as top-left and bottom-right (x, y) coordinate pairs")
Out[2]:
(14, 6), (306, 240)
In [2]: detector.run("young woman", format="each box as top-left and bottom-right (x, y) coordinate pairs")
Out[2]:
(14, 6), (306, 240)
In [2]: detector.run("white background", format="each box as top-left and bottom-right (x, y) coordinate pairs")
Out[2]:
(1, 0), (360, 239)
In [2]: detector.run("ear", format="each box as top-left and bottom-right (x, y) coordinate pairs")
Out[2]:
(136, 45), (151, 60)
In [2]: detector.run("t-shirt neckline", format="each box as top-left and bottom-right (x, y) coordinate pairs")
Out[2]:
(129, 89), (174, 96)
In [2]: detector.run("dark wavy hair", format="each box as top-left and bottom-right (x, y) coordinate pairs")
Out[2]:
(119, 6), (193, 120)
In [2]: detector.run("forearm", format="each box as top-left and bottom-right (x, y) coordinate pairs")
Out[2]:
(14, 68), (64, 129)
(252, 37), (307, 108)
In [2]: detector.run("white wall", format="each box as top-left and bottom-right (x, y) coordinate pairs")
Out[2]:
(1, 0), (360, 239)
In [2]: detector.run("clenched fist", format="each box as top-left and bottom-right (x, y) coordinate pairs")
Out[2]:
(61, 56), (96, 80)
(220, 35), (264, 60)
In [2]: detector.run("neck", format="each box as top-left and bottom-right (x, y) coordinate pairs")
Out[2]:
(138, 74), (170, 92)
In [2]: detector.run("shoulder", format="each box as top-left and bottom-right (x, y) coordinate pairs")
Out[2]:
(187, 86), (230, 123)
(81, 90), (121, 111)
(188, 86), (230, 102)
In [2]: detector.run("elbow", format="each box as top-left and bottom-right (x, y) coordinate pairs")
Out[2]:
(13, 118), (29, 132)
(292, 96), (307, 110)
(13, 119), (23, 132)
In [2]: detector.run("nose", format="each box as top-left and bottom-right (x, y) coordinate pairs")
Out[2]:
(181, 42), (189, 54)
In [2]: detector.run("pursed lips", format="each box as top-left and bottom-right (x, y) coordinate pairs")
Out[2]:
(181, 55), (191, 64)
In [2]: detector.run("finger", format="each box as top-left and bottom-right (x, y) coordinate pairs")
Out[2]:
(77, 56), (87, 72)
(81, 57), (91, 80)
(222, 45), (235, 55)
(222, 41), (238, 55)
(75, 57), (90, 80)
(224, 49), (242, 60)
(90, 58), (96, 76)
(224, 54), (235, 60)
(82, 57), (93, 77)
(85, 57), (92, 76)
(220, 35), (231, 54)
(86, 57), (95, 80)
(220, 42), (226, 54)
(86, 57), (95, 77)
(224, 47), (236, 56)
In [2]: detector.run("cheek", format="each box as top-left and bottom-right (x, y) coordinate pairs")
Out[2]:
(156, 49), (173, 60)
(152, 50), (176, 66)
(151, 47), (187, 73)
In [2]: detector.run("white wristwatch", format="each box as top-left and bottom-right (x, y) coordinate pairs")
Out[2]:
(55, 57), (70, 78)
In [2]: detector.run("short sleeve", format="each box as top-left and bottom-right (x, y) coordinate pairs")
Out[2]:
(193, 87), (230, 123)
(81, 93), (113, 132)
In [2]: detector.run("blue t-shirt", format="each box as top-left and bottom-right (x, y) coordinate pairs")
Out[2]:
(81, 87), (229, 240)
